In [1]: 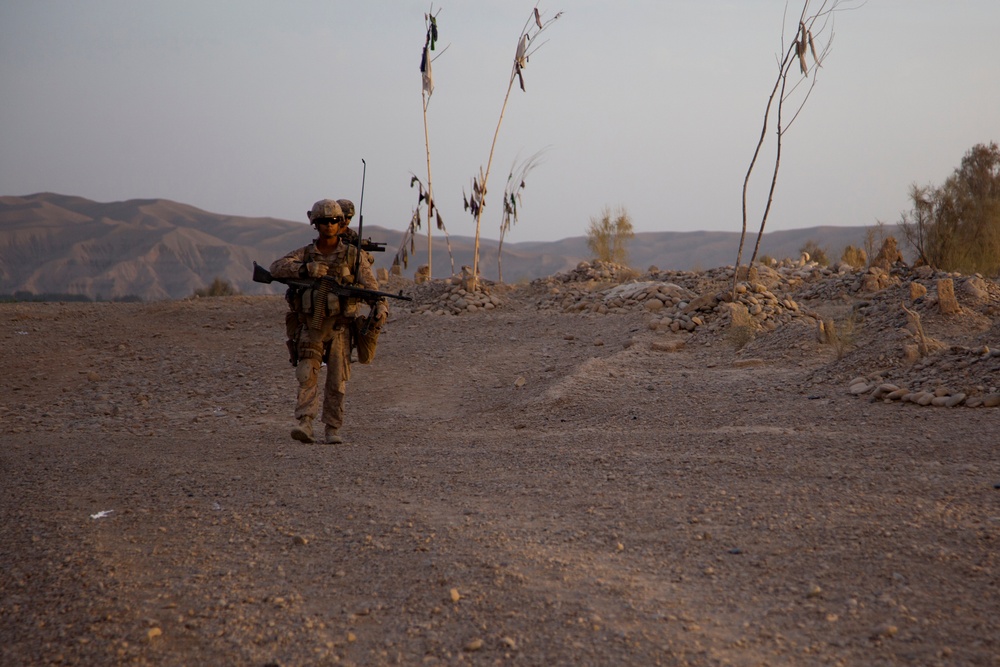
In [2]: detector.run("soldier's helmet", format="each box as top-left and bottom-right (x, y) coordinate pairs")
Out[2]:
(307, 199), (344, 222)
(337, 199), (355, 221)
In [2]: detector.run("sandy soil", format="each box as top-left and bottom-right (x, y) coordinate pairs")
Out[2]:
(2, 273), (999, 666)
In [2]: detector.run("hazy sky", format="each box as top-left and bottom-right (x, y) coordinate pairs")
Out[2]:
(2, 1), (998, 245)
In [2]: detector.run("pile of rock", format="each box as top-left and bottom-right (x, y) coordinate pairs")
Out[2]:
(682, 281), (805, 336)
(846, 347), (1000, 407)
(526, 261), (813, 335)
(535, 260), (638, 286)
(406, 278), (504, 316)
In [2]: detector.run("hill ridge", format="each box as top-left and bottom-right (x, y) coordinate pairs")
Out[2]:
(1, 193), (875, 300)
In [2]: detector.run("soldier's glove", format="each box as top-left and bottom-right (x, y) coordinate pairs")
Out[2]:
(306, 262), (328, 278)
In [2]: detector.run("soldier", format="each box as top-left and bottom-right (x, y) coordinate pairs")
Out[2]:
(337, 198), (359, 246)
(268, 199), (389, 444)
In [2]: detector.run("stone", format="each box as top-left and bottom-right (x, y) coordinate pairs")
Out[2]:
(872, 237), (904, 270)
(872, 384), (900, 399)
(937, 278), (961, 314)
(944, 393), (966, 407)
(909, 282), (928, 300)
(651, 340), (685, 353)
(684, 292), (718, 313)
(963, 277), (988, 299)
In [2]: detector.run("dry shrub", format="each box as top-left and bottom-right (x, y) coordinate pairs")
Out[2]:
(726, 302), (756, 350)
(841, 245), (867, 269)
(821, 313), (858, 359)
(194, 278), (237, 298)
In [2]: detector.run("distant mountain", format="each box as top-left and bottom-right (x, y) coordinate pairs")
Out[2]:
(0, 193), (878, 300)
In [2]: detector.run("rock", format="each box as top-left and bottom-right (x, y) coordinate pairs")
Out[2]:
(871, 623), (899, 639)
(902, 344), (922, 362)
(963, 277), (988, 299)
(937, 278), (961, 314)
(909, 282), (928, 300)
(684, 292), (718, 313)
(644, 299), (664, 312)
(651, 340), (685, 353)
(872, 384), (900, 399)
(944, 393), (966, 407)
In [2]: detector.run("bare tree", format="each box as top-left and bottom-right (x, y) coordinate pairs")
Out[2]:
(733, 0), (862, 291)
(418, 6), (448, 278)
(464, 5), (562, 291)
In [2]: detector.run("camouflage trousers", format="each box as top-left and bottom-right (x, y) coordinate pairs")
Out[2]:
(294, 321), (352, 429)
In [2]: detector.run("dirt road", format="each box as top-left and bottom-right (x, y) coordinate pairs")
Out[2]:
(2, 286), (998, 666)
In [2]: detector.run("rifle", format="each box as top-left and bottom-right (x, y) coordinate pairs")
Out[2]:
(339, 229), (386, 253)
(253, 261), (411, 302)
(252, 261), (411, 331)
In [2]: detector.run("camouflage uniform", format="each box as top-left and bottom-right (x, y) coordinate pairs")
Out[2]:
(269, 200), (387, 442)
(337, 199), (359, 246)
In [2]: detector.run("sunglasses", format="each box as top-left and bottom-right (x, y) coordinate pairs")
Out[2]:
(314, 217), (345, 226)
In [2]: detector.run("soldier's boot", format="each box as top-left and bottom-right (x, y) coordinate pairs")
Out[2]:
(324, 425), (343, 445)
(291, 417), (314, 444)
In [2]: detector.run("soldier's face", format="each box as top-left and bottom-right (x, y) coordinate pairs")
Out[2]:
(315, 217), (346, 239)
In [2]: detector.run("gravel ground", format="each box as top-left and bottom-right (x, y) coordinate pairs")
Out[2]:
(2, 273), (999, 666)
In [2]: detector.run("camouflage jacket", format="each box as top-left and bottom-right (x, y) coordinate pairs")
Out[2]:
(269, 240), (385, 323)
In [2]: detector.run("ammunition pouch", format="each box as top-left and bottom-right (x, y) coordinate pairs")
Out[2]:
(351, 317), (381, 364)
